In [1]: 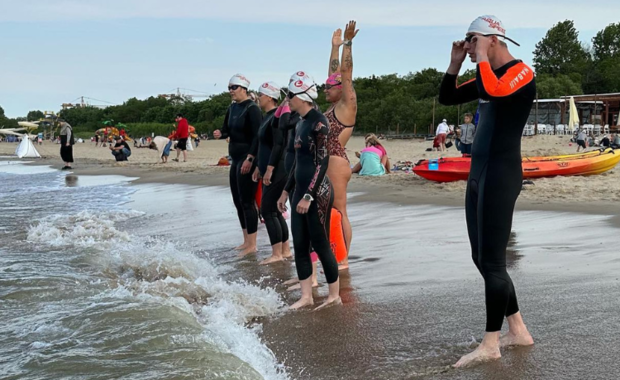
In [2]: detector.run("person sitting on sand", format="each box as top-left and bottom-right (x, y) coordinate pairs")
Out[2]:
(110, 136), (132, 161)
(612, 133), (620, 149)
(599, 134), (610, 148)
(352, 135), (388, 176)
(149, 136), (171, 164)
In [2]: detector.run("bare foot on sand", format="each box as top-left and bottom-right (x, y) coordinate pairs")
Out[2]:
(454, 345), (501, 368)
(259, 255), (284, 265)
(282, 246), (292, 259)
(500, 330), (534, 348)
(287, 281), (318, 291)
(238, 246), (257, 257)
(283, 278), (299, 286)
(314, 296), (342, 311)
(234, 243), (249, 250)
(289, 297), (314, 310)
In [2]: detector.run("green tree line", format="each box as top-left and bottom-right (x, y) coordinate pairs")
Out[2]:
(6, 20), (619, 137)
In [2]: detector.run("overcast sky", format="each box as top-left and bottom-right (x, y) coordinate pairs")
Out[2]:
(2, 0), (619, 118)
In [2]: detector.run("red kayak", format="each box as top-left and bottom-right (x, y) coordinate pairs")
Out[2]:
(413, 148), (620, 182)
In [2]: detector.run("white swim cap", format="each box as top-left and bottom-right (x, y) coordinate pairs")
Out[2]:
(229, 73), (250, 88)
(467, 15), (520, 46)
(288, 73), (317, 103)
(258, 81), (281, 100)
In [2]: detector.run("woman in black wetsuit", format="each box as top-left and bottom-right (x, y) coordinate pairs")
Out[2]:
(251, 81), (292, 264)
(438, 15), (535, 367)
(213, 74), (263, 256)
(277, 73), (341, 310)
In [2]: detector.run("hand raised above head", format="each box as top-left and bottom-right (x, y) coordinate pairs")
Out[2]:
(344, 20), (359, 42)
(332, 28), (343, 47)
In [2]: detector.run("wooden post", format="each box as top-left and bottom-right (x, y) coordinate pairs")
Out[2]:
(605, 102), (610, 125)
(414, 123), (417, 135)
(534, 93), (539, 135)
(396, 123), (400, 136)
(432, 97), (436, 133)
(560, 100), (566, 124)
(593, 93), (598, 124)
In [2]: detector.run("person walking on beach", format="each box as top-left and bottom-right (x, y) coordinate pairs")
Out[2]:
(576, 129), (587, 152)
(439, 15), (535, 367)
(213, 74), (263, 256)
(459, 113), (476, 155)
(324, 20), (359, 269)
(436, 119), (450, 152)
(173, 114), (189, 162)
(59, 121), (74, 170)
(277, 72), (340, 310)
(252, 81), (293, 264)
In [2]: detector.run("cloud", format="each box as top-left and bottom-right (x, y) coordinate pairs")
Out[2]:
(2, 0), (620, 30)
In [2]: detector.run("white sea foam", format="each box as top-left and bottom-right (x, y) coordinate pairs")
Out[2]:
(26, 209), (289, 380)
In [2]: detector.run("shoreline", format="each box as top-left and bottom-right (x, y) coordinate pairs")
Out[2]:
(7, 154), (620, 225)
(4, 156), (620, 379)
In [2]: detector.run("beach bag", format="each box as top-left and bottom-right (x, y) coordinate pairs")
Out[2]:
(186, 138), (194, 151)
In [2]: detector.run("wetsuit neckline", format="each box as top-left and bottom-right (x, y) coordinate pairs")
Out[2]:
(491, 59), (522, 73)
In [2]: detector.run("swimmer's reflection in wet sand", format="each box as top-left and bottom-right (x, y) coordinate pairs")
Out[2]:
(65, 175), (78, 187)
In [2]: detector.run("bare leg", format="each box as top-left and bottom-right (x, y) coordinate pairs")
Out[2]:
(235, 229), (249, 250)
(287, 261), (318, 290)
(454, 331), (501, 368)
(289, 278), (314, 310)
(500, 312), (534, 348)
(328, 157), (352, 268)
(315, 279), (342, 311)
(175, 148), (181, 160)
(282, 241), (292, 259)
(183, 150), (187, 162)
(260, 243), (284, 265)
(239, 232), (257, 256)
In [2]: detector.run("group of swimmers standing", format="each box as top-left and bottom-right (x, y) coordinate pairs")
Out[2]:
(214, 15), (538, 367)
(213, 20), (359, 311)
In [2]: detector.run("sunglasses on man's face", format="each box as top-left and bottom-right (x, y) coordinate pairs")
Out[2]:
(325, 84), (341, 90)
(228, 85), (241, 91)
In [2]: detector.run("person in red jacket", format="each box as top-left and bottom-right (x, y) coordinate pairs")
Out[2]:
(173, 113), (189, 162)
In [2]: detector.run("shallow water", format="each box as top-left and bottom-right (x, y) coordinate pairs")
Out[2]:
(0, 163), (288, 380)
(3, 161), (620, 380)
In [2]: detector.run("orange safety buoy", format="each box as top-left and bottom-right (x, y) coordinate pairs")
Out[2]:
(255, 183), (262, 209)
(329, 208), (347, 263)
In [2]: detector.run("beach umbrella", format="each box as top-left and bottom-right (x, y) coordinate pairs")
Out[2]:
(568, 96), (579, 133)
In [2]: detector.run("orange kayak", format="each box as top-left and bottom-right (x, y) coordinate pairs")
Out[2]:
(413, 148), (620, 182)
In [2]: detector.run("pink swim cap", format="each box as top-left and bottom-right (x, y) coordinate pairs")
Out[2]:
(326, 72), (342, 87)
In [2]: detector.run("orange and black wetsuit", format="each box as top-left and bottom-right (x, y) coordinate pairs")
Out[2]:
(439, 60), (535, 332)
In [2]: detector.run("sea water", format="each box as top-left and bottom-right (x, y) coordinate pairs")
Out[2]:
(0, 162), (288, 380)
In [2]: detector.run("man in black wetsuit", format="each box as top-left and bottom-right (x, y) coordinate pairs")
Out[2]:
(439, 15), (535, 367)
(213, 74), (263, 256)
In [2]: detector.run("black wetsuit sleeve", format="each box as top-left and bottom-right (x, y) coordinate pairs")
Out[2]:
(307, 119), (330, 198)
(220, 107), (231, 139)
(438, 74), (479, 105)
(268, 115), (284, 167)
(476, 61), (535, 101)
(284, 158), (296, 193)
(246, 104), (263, 157)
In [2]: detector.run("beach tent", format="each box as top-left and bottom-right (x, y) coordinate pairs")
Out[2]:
(15, 136), (41, 158)
(568, 96), (580, 133)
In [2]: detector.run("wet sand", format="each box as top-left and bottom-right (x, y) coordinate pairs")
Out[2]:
(106, 176), (620, 380)
(3, 140), (620, 379)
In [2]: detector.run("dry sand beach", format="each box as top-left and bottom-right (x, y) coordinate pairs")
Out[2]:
(2, 136), (620, 379)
